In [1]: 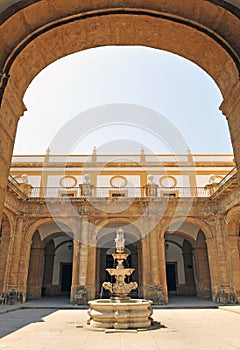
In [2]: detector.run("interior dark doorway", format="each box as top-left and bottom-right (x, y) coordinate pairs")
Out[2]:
(166, 263), (177, 292)
(61, 263), (72, 294)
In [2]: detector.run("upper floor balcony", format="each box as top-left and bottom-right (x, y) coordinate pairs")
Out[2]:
(8, 168), (237, 200)
(28, 186), (208, 198)
(9, 152), (237, 201)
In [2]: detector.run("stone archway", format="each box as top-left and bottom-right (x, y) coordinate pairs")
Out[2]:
(164, 222), (212, 299)
(27, 223), (74, 300)
(165, 233), (196, 296)
(95, 222), (142, 298)
(0, 0), (240, 226)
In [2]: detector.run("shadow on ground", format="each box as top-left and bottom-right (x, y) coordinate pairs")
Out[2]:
(0, 308), (56, 338)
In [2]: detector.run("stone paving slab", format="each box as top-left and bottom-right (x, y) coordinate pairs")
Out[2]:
(1, 308), (240, 349)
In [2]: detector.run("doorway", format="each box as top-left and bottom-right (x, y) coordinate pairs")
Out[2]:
(61, 263), (72, 293)
(166, 263), (177, 292)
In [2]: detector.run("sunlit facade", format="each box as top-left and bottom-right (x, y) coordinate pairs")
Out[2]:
(1, 151), (239, 304)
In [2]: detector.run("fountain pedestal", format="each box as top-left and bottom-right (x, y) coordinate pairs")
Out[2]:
(88, 227), (153, 329)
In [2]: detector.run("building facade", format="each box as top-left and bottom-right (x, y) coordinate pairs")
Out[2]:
(0, 0), (240, 306)
(1, 151), (240, 305)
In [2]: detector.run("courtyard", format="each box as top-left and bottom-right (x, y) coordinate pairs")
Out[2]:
(0, 301), (240, 350)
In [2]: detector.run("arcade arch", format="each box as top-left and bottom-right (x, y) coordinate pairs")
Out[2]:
(27, 222), (73, 299)
(95, 222), (142, 298)
(164, 222), (211, 298)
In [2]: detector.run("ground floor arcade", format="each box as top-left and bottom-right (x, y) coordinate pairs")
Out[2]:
(1, 198), (240, 305)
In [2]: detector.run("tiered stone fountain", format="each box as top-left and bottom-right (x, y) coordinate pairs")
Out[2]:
(88, 227), (153, 329)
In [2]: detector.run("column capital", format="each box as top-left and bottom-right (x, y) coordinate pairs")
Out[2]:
(220, 80), (240, 117)
(1, 75), (26, 119)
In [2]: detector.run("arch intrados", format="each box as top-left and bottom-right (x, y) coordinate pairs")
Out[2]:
(97, 231), (140, 248)
(161, 217), (212, 240)
(25, 218), (76, 242)
(54, 239), (73, 252)
(1, 0), (240, 61)
(41, 231), (71, 248)
(165, 231), (196, 248)
(96, 221), (141, 247)
(95, 218), (141, 238)
(225, 206), (240, 235)
(165, 238), (183, 251)
(2, 6), (239, 105)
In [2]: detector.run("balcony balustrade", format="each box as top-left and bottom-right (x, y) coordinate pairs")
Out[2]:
(28, 186), (208, 198)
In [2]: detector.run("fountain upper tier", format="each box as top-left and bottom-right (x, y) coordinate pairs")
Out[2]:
(102, 227), (138, 300)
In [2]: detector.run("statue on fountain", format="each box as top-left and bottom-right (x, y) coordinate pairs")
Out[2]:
(115, 227), (125, 253)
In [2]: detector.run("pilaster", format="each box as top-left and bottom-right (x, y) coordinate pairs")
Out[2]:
(208, 217), (237, 303)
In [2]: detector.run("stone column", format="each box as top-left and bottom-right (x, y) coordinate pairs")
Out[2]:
(42, 241), (55, 295)
(7, 218), (25, 291)
(27, 246), (45, 299)
(194, 244), (211, 298)
(182, 241), (195, 295)
(205, 238), (220, 300)
(71, 218), (90, 304)
(146, 222), (166, 304)
(0, 235), (11, 293)
(86, 244), (97, 300)
(158, 238), (168, 304)
(208, 217), (235, 303)
(140, 222), (150, 298)
(18, 238), (33, 301)
(0, 77), (26, 225)
(226, 235), (240, 303)
(70, 239), (80, 303)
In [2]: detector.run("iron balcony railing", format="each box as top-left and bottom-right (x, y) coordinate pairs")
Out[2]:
(29, 186), (209, 198)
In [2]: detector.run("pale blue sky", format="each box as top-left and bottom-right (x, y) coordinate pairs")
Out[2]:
(13, 46), (233, 155)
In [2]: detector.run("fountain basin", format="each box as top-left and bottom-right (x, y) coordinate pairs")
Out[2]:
(88, 299), (153, 329)
(106, 268), (135, 276)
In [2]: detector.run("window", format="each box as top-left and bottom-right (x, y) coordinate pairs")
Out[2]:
(109, 190), (128, 198)
(162, 191), (178, 198)
(59, 190), (78, 198)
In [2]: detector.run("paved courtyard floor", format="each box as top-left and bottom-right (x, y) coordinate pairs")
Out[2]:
(0, 305), (240, 349)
